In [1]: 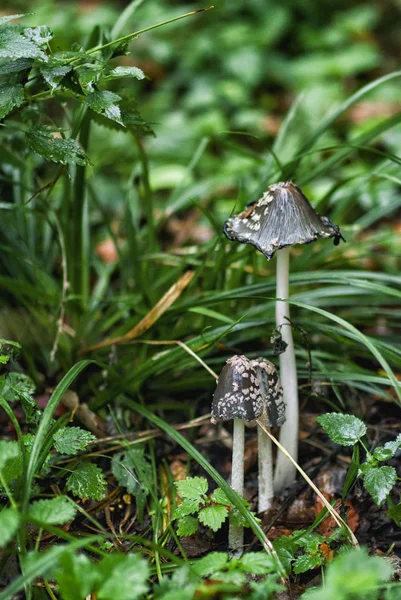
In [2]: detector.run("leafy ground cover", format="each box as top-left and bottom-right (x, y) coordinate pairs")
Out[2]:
(0, 1), (401, 598)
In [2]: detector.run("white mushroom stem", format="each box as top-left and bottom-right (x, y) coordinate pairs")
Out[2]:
(258, 416), (274, 512)
(229, 418), (245, 553)
(273, 246), (299, 492)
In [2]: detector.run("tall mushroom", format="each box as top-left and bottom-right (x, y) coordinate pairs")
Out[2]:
(251, 357), (285, 513)
(224, 182), (344, 491)
(211, 355), (263, 552)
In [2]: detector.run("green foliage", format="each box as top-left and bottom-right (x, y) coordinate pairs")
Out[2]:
(66, 462), (107, 501)
(301, 547), (394, 600)
(363, 467), (397, 507)
(53, 426), (96, 455)
(0, 440), (23, 486)
(173, 476), (257, 536)
(0, 507), (20, 547)
(316, 413), (367, 446)
(26, 126), (91, 166)
(111, 446), (151, 522)
(28, 496), (77, 525)
(0, 339), (21, 364)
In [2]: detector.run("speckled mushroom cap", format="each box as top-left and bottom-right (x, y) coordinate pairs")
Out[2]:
(211, 355), (263, 424)
(250, 358), (286, 427)
(224, 181), (344, 260)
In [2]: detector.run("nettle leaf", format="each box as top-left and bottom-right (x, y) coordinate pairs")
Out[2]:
(0, 507), (20, 547)
(175, 476), (208, 501)
(56, 552), (95, 600)
(198, 505), (228, 532)
(0, 14), (30, 25)
(387, 503), (401, 527)
(176, 515), (198, 537)
(316, 413), (367, 446)
(106, 66), (145, 80)
(28, 496), (77, 525)
(293, 552), (324, 574)
(111, 447), (151, 521)
(380, 434), (401, 458)
(53, 426), (96, 455)
(0, 84), (24, 119)
(173, 497), (201, 518)
(363, 466), (397, 506)
(239, 552), (277, 575)
(0, 440), (23, 485)
(85, 90), (123, 125)
(192, 552), (229, 576)
(0, 58), (33, 76)
(0, 372), (37, 422)
(0, 26), (48, 60)
(298, 532), (325, 554)
(211, 487), (233, 506)
(95, 553), (150, 600)
(26, 126), (90, 165)
(40, 62), (72, 91)
(66, 462), (107, 501)
(212, 570), (246, 586)
(23, 26), (53, 46)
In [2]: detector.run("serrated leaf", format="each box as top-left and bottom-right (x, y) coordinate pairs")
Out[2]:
(40, 62), (71, 91)
(0, 57), (33, 76)
(0, 26), (48, 60)
(0, 84), (24, 119)
(0, 14), (30, 25)
(106, 66), (145, 80)
(175, 476), (208, 501)
(176, 515), (198, 537)
(373, 447), (394, 461)
(28, 496), (77, 525)
(53, 426), (96, 455)
(24, 26), (53, 46)
(363, 466), (397, 506)
(387, 503), (401, 527)
(316, 413), (367, 446)
(0, 440), (23, 485)
(56, 552), (95, 600)
(198, 505), (228, 532)
(192, 552), (229, 576)
(95, 553), (150, 600)
(211, 487), (233, 506)
(111, 448), (151, 521)
(239, 552), (277, 574)
(298, 532), (325, 554)
(293, 552), (324, 574)
(173, 498), (201, 518)
(0, 508), (20, 547)
(249, 575), (285, 600)
(85, 90), (123, 125)
(66, 462), (106, 501)
(382, 434), (401, 457)
(26, 127), (90, 165)
(212, 570), (247, 585)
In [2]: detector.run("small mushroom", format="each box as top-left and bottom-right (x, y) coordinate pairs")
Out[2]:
(212, 355), (263, 552)
(251, 358), (285, 513)
(224, 182), (344, 491)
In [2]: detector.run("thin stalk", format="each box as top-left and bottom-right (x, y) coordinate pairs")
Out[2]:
(258, 417), (274, 513)
(273, 247), (299, 491)
(229, 418), (245, 553)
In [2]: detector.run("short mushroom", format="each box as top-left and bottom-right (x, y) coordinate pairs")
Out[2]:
(224, 181), (344, 491)
(251, 357), (285, 513)
(211, 355), (263, 552)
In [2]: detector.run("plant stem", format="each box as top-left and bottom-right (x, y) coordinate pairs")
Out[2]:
(229, 418), (244, 553)
(258, 418), (274, 513)
(273, 247), (299, 491)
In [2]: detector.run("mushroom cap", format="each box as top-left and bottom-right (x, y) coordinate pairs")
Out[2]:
(211, 355), (263, 424)
(224, 181), (344, 260)
(250, 358), (286, 427)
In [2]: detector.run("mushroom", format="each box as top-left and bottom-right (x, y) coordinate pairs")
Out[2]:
(250, 357), (285, 513)
(224, 181), (344, 491)
(211, 355), (263, 552)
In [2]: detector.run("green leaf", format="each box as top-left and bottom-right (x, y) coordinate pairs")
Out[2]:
(26, 126), (90, 165)
(23, 26), (53, 46)
(0, 14), (30, 25)
(316, 413), (367, 446)
(173, 498), (201, 518)
(211, 487), (233, 505)
(298, 532), (325, 554)
(387, 503), (401, 527)
(363, 466), (397, 506)
(192, 552), (229, 576)
(0, 440), (23, 485)
(0, 507), (20, 547)
(66, 462), (107, 501)
(249, 575), (285, 600)
(106, 66), (145, 80)
(0, 57), (32, 76)
(0, 84), (24, 119)
(0, 372), (35, 400)
(28, 496), (77, 525)
(239, 552), (277, 574)
(175, 476), (208, 501)
(40, 62), (71, 91)
(293, 553), (324, 574)
(176, 515), (198, 537)
(95, 553), (150, 600)
(85, 91), (123, 125)
(56, 552), (95, 600)
(53, 426), (96, 455)
(198, 505), (228, 532)
(0, 25), (47, 60)
(211, 570), (246, 585)
(380, 434), (401, 458)
(111, 448), (151, 521)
